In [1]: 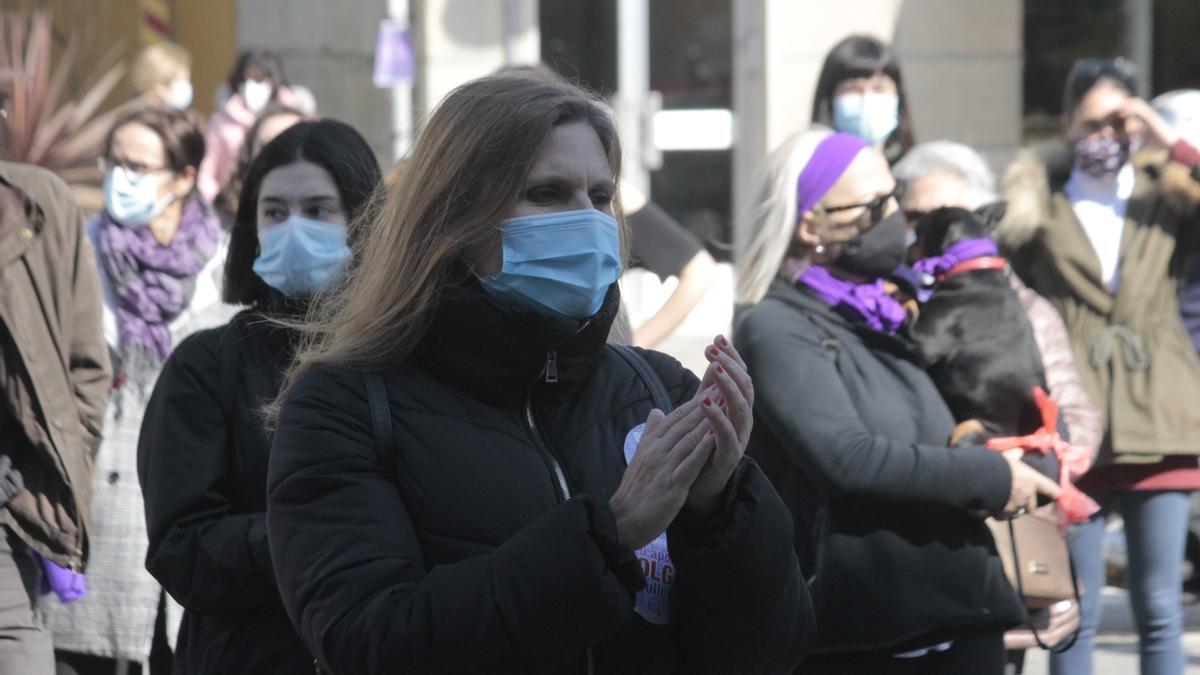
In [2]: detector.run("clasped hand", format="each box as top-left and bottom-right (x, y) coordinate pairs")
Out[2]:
(609, 336), (754, 550)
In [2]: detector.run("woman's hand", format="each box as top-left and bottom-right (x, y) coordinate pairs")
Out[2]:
(685, 335), (755, 517)
(1000, 449), (1061, 517)
(1118, 97), (1180, 149)
(1003, 600), (1080, 650)
(609, 394), (718, 550)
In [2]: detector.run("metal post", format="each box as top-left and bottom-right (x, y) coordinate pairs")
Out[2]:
(502, 0), (540, 66)
(1121, 0), (1153, 98)
(615, 0), (650, 195)
(388, 0), (414, 161)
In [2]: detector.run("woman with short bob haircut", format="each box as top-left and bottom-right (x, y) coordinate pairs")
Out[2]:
(265, 74), (812, 675)
(138, 119), (381, 674)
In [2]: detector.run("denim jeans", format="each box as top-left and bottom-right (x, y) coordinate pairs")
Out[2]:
(1049, 490), (1190, 675)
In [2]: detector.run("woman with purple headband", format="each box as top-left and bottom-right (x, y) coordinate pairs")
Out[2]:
(734, 129), (1060, 673)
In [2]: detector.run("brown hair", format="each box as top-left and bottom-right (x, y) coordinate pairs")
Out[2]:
(272, 74), (622, 413)
(104, 106), (206, 175)
(131, 42), (191, 97)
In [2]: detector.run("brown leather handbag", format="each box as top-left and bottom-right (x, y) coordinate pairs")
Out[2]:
(986, 504), (1082, 651)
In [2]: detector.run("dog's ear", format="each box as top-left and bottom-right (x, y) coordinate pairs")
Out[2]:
(974, 201), (1008, 230)
(915, 207), (986, 256)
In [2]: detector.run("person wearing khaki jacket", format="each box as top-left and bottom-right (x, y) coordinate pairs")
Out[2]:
(0, 160), (110, 672)
(998, 58), (1200, 675)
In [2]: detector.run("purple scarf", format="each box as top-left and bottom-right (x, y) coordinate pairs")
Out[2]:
(96, 198), (220, 363)
(911, 238), (999, 278)
(796, 132), (869, 215)
(29, 551), (86, 603)
(794, 263), (907, 335)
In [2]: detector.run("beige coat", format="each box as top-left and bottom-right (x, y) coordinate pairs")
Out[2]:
(999, 151), (1200, 463)
(0, 161), (110, 569)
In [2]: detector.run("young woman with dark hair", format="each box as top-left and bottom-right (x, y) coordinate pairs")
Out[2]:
(136, 119), (382, 674)
(1000, 57), (1200, 675)
(44, 106), (228, 675)
(197, 49), (302, 203)
(811, 35), (915, 164)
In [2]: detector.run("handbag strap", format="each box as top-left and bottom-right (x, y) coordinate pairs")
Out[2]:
(364, 372), (396, 474)
(609, 344), (675, 413)
(1007, 517), (1083, 652)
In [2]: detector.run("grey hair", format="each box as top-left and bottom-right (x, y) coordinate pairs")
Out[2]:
(734, 127), (833, 304)
(891, 140), (997, 209)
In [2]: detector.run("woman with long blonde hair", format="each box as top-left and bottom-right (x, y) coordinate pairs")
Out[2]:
(265, 74), (811, 675)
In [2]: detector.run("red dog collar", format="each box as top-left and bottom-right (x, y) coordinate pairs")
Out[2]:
(940, 256), (1009, 281)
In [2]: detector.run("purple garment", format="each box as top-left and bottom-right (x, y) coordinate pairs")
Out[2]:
(911, 238), (999, 278)
(795, 132), (870, 215)
(29, 551), (86, 603)
(96, 198), (221, 362)
(794, 263), (907, 335)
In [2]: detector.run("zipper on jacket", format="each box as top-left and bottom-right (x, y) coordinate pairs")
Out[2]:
(523, 319), (591, 502)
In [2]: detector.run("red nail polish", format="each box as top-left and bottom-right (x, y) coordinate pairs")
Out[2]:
(718, 336), (729, 346)
(708, 347), (719, 358)
(707, 429), (715, 436)
(718, 398), (725, 406)
(716, 364), (724, 374)
(703, 398), (712, 406)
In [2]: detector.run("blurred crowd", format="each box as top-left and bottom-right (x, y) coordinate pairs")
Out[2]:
(3, 31), (1200, 675)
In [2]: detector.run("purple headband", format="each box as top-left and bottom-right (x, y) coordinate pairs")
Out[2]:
(796, 132), (870, 216)
(912, 238), (999, 278)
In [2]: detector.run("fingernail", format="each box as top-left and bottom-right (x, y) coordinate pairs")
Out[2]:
(718, 398), (725, 406)
(718, 336), (728, 346)
(703, 398), (712, 406)
(708, 347), (719, 358)
(716, 364), (724, 374)
(707, 429), (715, 436)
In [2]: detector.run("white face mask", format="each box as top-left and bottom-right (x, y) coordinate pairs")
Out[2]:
(167, 80), (193, 111)
(103, 166), (175, 228)
(833, 93), (900, 147)
(240, 79), (273, 113)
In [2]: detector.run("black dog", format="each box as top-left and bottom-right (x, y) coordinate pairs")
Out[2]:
(909, 207), (1049, 444)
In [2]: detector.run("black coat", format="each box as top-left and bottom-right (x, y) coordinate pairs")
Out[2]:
(138, 309), (312, 674)
(266, 285), (812, 675)
(735, 279), (1023, 655)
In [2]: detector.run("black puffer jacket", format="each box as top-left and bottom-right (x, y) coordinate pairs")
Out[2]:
(736, 279), (1023, 655)
(266, 285), (812, 675)
(138, 308), (312, 674)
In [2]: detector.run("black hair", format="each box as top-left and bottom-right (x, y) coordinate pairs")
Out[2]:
(226, 49), (289, 94)
(811, 35), (914, 161)
(1062, 57), (1137, 118)
(223, 119), (382, 306)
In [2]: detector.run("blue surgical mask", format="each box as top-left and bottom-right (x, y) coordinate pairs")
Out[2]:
(252, 216), (351, 297)
(479, 208), (621, 319)
(103, 166), (175, 228)
(833, 93), (900, 147)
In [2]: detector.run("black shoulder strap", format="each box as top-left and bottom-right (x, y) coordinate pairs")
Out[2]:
(609, 344), (674, 413)
(363, 372), (396, 473)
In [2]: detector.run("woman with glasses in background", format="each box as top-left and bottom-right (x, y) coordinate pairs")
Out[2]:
(45, 106), (230, 675)
(999, 58), (1200, 675)
(735, 129), (1060, 674)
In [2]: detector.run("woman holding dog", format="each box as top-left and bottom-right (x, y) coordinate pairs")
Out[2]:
(999, 58), (1200, 675)
(734, 128), (1060, 673)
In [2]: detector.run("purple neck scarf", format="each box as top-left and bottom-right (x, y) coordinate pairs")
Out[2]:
(794, 263), (907, 334)
(97, 198), (220, 364)
(911, 238), (999, 278)
(796, 132), (869, 215)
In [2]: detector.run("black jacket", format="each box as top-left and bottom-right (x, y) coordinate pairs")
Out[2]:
(138, 308), (312, 674)
(266, 285), (812, 675)
(735, 279), (1023, 655)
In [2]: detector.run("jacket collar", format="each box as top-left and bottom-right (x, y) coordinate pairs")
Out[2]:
(0, 171), (40, 268)
(413, 281), (620, 409)
(764, 276), (923, 362)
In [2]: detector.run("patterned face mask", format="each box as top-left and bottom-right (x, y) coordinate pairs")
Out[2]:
(1071, 134), (1129, 182)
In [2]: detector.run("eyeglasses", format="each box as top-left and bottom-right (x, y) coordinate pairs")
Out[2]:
(817, 186), (900, 228)
(98, 156), (171, 175)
